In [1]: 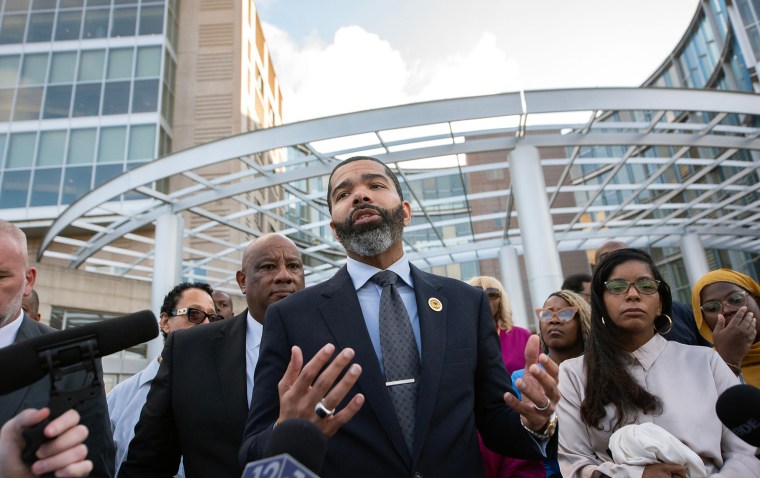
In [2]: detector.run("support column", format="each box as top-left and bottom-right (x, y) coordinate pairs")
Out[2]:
(147, 214), (184, 359)
(508, 144), (563, 314)
(499, 246), (532, 330)
(680, 233), (709, 286)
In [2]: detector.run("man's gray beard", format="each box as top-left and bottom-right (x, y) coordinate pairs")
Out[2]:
(336, 204), (405, 257)
(341, 225), (396, 257)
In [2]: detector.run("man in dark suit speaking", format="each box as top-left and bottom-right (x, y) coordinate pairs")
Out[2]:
(241, 157), (560, 477)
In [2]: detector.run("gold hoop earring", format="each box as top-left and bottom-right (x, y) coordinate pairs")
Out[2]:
(656, 314), (673, 335)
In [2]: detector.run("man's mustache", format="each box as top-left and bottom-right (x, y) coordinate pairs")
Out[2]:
(346, 205), (387, 226)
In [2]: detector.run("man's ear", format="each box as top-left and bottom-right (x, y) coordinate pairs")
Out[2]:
(235, 270), (246, 294)
(330, 221), (340, 241)
(402, 201), (412, 226)
(23, 267), (37, 296)
(159, 313), (171, 334)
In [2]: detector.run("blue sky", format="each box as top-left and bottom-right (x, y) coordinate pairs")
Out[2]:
(256, 0), (700, 122)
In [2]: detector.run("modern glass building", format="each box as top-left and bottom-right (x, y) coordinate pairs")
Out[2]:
(0, 0), (284, 385)
(577, 0), (760, 303)
(0, 0), (174, 212)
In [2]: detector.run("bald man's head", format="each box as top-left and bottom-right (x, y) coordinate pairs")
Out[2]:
(236, 234), (305, 323)
(594, 240), (629, 265)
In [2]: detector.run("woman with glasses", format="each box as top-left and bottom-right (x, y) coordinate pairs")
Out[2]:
(511, 290), (591, 477)
(691, 268), (760, 387)
(558, 249), (759, 478)
(468, 276), (543, 478)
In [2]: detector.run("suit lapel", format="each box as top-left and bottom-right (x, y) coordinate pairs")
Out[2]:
(409, 266), (446, 459)
(0, 317), (44, 424)
(318, 267), (411, 465)
(212, 312), (248, 429)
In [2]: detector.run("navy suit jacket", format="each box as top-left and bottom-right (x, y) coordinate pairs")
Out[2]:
(119, 311), (248, 478)
(240, 265), (551, 477)
(0, 315), (115, 477)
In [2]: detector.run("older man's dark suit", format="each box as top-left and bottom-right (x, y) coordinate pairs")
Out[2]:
(0, 315), (115, 477)
(119, 311), (248, 478)
(241, 265), (551, 477)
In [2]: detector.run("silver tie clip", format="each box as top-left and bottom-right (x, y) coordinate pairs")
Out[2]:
(386, 378), (415, 387)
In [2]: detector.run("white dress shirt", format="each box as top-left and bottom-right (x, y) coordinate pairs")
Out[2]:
(246, 311), (263, 407)
(0, 309), (24, 348)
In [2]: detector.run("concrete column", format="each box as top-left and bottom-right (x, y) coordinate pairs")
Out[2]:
(508, 144), (563, 314)
(680, 233), (709, 286)
(147, 214), (184, 359)
(499, 245), (532, 330)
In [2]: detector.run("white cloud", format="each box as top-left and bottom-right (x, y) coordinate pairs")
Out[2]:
(263, 24), (522, 123)
(415, 33), (522, 101)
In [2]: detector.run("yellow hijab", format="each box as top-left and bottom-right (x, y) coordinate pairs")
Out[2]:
(691, 269), (760, 387)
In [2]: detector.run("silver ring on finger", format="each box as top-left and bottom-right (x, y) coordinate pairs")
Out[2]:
(314, 398), (335, 419)
(534, 397), (551, 412)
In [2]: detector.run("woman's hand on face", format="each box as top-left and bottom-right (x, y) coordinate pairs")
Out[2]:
(713, 306), (756, 367)
(642, 463), (687, 478)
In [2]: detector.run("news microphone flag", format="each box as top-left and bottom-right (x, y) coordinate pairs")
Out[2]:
(242, 453), (319, 478)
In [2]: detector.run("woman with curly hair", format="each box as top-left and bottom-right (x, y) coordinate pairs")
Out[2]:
(512, 289), (591, 477)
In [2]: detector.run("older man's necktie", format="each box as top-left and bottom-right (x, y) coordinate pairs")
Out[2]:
(372, 270), (420, 453)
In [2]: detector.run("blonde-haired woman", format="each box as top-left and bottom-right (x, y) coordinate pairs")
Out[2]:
(468, 276), (542, 478)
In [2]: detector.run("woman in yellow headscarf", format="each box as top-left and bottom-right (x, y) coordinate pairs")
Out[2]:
(691, 268), (760, 387)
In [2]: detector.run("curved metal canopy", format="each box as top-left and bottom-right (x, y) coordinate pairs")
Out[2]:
(39, 87), (760, 291)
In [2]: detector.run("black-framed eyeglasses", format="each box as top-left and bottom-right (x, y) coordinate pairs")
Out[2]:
(700, 290), (749, 318)
(171, 307), (224, 324)
(474, 286), (500, 299)
(535, 307), (578, 322)
(604, 278), (660, 296)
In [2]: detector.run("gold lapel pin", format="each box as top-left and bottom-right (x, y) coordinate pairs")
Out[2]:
(428, 297), (442, 312)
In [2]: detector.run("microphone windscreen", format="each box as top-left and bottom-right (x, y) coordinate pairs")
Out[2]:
(0, 310), (158, 394)
(715, 383), (760, 447)
(263, 419), (327, 474)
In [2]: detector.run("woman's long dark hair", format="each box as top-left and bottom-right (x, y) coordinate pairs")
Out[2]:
(581, 248), (673, 430)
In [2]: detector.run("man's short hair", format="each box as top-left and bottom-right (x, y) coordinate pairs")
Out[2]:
(562, 273), (592, 293)
(160, 282), (214, 316)
(326, 156), (404, 213)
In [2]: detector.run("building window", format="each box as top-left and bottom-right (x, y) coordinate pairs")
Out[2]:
(102, 80), (130, 114)
(54, 9), (83, 40)
(37, 130), (66, 166)
(61, 165), (92, 203)
(72, 83), (102, 117)
(29, 167), (61, 206)
(0, 170), (30, 207)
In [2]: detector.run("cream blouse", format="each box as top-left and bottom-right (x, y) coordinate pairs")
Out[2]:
(558, 334), (760, 478)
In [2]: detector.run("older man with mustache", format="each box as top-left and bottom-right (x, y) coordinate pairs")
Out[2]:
(120, 234), (305, 478)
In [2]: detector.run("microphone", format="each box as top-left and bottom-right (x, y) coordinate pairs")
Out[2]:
(0, 309), (158, 395)
(715, 384), (760, 447)
(242, 419), (327, 478)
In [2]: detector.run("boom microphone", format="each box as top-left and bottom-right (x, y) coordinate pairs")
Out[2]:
(715, 383), (760, 447)
(0, 309), (158, 395)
